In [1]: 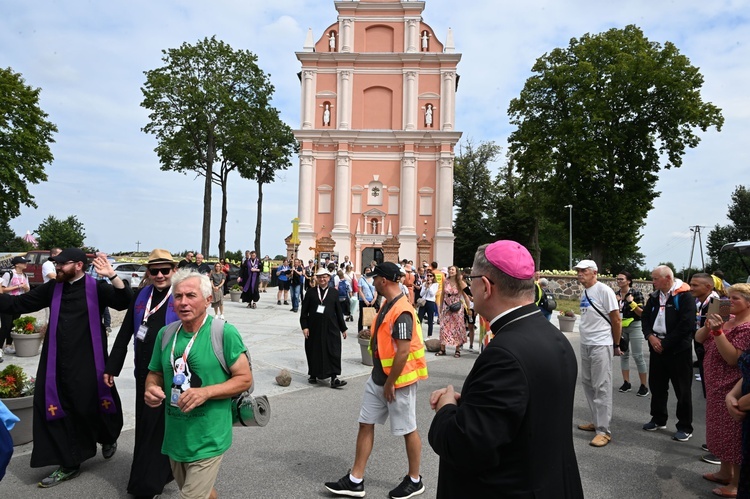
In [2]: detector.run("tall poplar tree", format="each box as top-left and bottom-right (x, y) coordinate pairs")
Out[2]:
(141, 36), (275, 256)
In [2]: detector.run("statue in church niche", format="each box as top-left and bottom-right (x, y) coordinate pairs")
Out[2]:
(323, 103), (331, 126)
(421, 30), (429, 51)
(329, 31), (336, 51)
(371, 218), (379, 235)
(425, 104), (433, 127)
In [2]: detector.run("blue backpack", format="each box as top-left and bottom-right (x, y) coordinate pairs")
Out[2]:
(338, 279), (348, 298)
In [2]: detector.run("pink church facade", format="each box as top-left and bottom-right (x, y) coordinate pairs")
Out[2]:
(294, 0), (461, 271)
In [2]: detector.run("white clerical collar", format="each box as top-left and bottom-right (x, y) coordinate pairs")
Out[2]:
(489, 305), (524, 327)
(69, 273), (85, 284)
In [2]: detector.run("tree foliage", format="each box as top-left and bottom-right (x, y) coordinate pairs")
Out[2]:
(508, 25), (723, 271)
(141, 36), (276, 256)
(707, 185), (750, 282)
(35, 215), (86, 250)
(452, 141), (500, 267)
(0, 220), (33, 252)
(0, 67), (57, 222)
(232, 106), (297, 257)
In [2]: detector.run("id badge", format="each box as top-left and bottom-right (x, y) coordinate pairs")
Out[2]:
(316, 304), (325, 314)
(170, 387), (182, 407)
(136, 323), (148, 341)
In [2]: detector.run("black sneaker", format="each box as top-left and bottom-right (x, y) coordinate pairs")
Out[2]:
(324, 472), (365, 497)
(102, 442), (117, 459)
(636, 384), (650, 397)
(701, 452), (721, 465)
(618, 381), (632, 393)
(277, 300), (281, 305)
(389, 475), (425, 499)
(702, 443), (709, 452)
(38, 467), (81, 488)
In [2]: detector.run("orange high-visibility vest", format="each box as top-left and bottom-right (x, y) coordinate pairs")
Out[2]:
(373, 295), (428, 388)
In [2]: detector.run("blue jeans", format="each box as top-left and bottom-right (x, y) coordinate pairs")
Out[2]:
(290, 284), (302, 311)
(418, 301), (438, 337)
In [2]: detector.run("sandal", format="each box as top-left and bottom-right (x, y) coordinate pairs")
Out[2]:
(704, 473), (731, 486)
(331, 378), (347, 388)
(712, 486), (737, 498)
(454, 350), (461, 358)
(435, 350), (446, 356)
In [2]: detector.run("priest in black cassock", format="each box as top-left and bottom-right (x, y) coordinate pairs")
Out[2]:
(300, 267), (349, 388)
(0, 248), (132, 488)
(105, 249), (177, 498)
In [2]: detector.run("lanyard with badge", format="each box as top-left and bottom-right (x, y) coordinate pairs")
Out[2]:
(169, 315), (207, 407)
(136, 288), (172, 341)
(317, 286), (329, 314)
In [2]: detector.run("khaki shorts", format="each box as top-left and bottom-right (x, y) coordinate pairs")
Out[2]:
(170, 455), (223, 499)
(358, 376), (418, 436)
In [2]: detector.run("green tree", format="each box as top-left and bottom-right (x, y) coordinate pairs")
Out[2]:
(35, 215), (86, 249)
(508, 25), (723, 271)
(452, 140), (500, 267)
(0, 220), (33, 252)
(141, 36), (275, 256)
(0, 67), (58, 222)
(707, 185), (750, 282)
(231, 106), (297, 258)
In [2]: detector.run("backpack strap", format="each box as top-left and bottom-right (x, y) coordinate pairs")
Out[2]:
(210, 318), (254, 395)
(161, 320), (182, 349)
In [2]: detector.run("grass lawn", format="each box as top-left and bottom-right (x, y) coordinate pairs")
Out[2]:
(555, 298), (580, 315)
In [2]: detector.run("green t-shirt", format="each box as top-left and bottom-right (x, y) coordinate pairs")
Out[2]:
(148, 315), (247, 462)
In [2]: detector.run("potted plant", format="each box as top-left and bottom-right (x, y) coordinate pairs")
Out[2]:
(229, 284), (243, 303)
(0, 364), (35, 445)
(10, 316), (44, 357)
(557, 309), (577, 333)
(357, 329), (373, 366)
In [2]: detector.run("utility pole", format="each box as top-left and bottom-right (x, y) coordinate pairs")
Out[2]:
(685, 225), (706, 281)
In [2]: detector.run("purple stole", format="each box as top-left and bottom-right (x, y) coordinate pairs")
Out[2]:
(132, 285), (178, 357)
(243, 258), (260, 293)
(46, 275), (117, 421)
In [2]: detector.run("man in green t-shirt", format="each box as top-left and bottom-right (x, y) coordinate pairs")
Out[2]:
(145, 270), (252, 499)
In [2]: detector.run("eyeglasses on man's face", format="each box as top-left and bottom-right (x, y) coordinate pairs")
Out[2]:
(468, 274), (494, 286)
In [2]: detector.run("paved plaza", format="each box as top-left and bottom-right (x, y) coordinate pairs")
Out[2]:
(1, 293), (717, 498)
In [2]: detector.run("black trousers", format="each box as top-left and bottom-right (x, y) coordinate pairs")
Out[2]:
(0, 313), (19, 347)
(648, 347), (693, 433)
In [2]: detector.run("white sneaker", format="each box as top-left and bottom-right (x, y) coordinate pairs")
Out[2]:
(219, 314), (225, 320)
(3, 346), (15, 355)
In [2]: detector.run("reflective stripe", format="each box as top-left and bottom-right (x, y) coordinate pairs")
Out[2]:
(380, 348), (425, 367)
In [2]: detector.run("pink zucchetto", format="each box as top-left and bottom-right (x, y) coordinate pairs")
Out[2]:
(484, 240), (535, 280)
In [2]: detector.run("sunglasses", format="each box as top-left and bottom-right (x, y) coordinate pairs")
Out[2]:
(148, 267), (173, 276)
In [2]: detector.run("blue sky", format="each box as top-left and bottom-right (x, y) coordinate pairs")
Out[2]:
(2, 0), (748, 269)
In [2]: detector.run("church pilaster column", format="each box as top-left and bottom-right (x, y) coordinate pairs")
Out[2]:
(436, 156), (454, 235)
(400, 156), (417, 234)
(441, 71), (455, 131)
(404, 71), (417, 130)
(333, 154), (350, 231)
(298, 154), (314, 231)
(338, 70), (352, 130)
(302, 70), (315, 129)
(405, 19), (418, 53)
(340, 17), (354, 52)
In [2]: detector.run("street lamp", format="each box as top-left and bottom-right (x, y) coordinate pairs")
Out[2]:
(564, 205), (573, 269)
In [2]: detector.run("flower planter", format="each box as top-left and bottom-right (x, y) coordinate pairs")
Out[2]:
(557, 316), (576, 333)
(230, 291), (242, 303)
(358, 337), (373, 366)
(1, 395), (34, 445)
(10, 332), (43, 357)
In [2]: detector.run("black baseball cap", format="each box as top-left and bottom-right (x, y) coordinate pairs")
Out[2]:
(11, 256), (29, 265)
(365, 262), (401, 282)
(50, 248), (88, 265)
